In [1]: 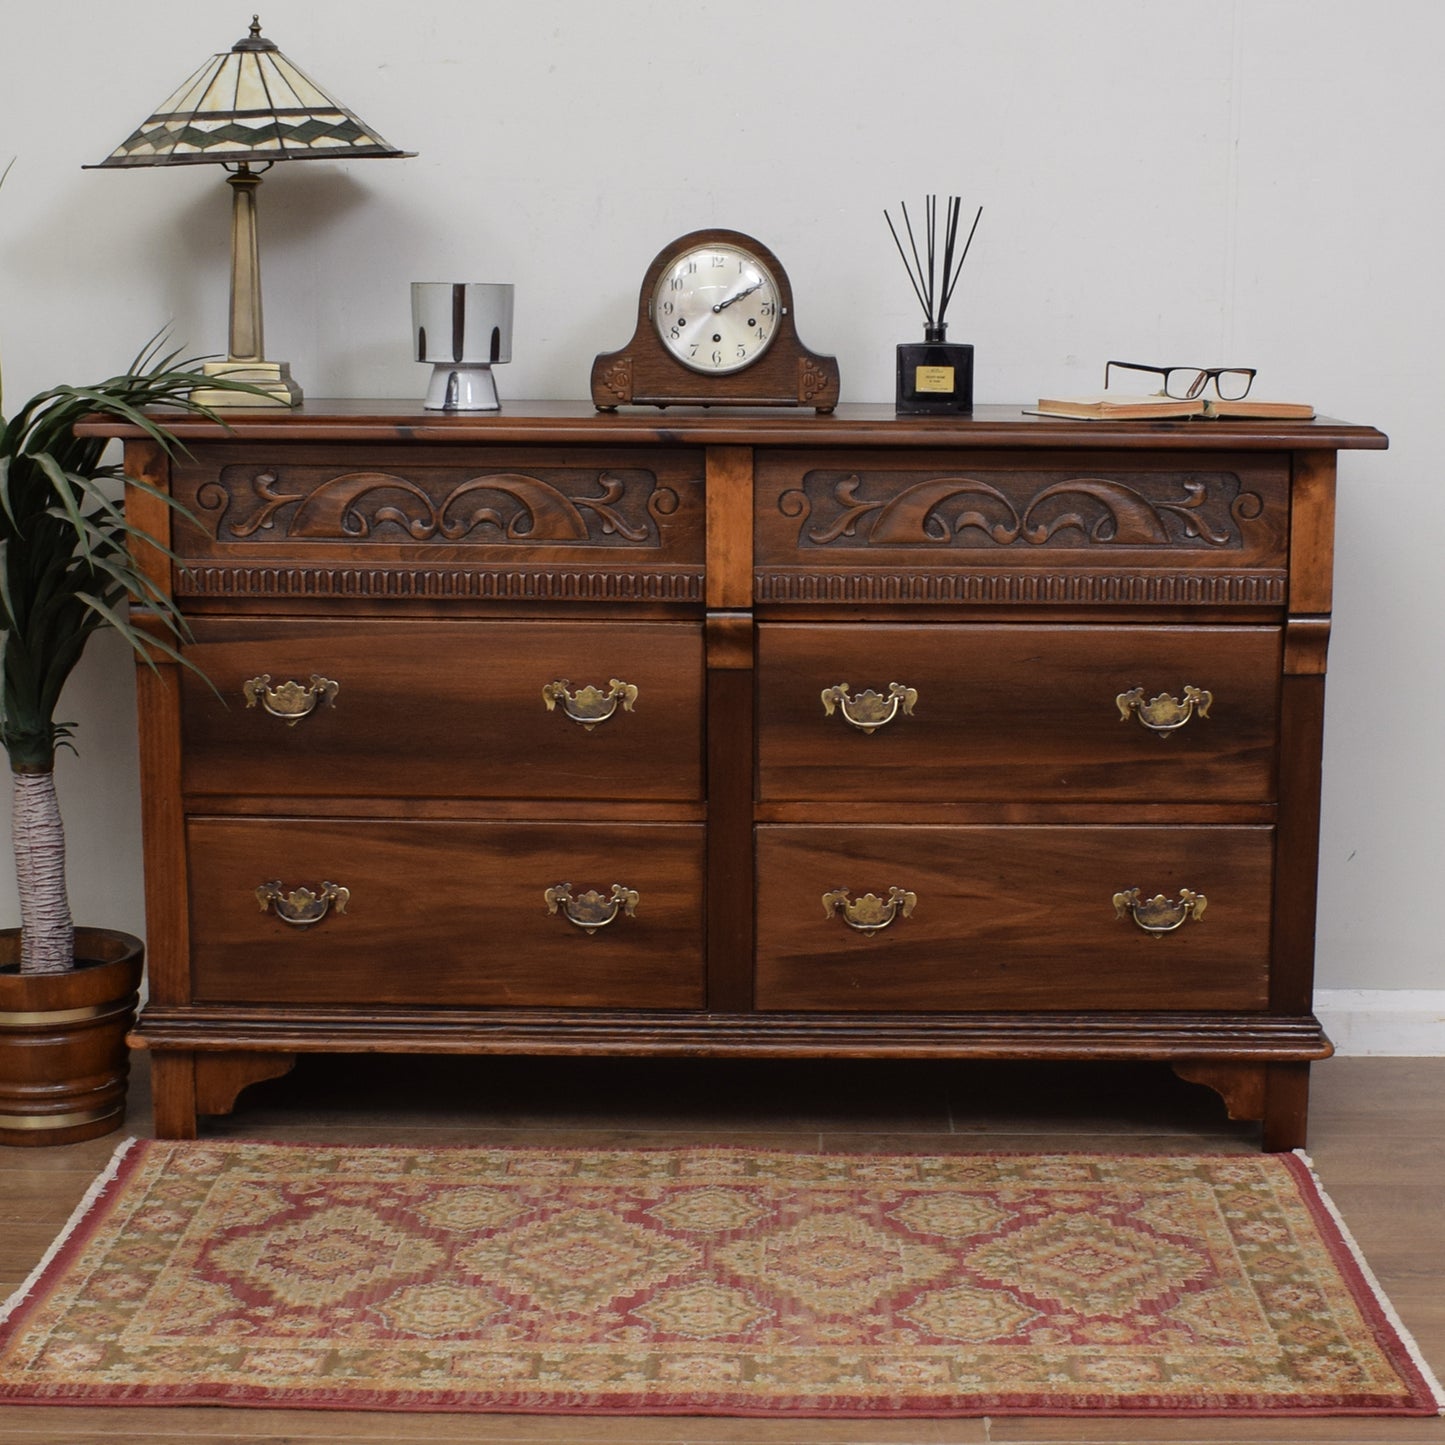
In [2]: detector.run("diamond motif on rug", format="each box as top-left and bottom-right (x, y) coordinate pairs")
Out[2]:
(457, 1208), (698, 1313)
(630, 1282), (772, 1338)
(715, 1208), (953, 1315)
(646, 1186), (772, 1233)
(412, 1186), (525, 1232)
(900, 1282), (1040, 1341)
(372, 1282), (503, 1337)
(207, 1203), (447, 1308)
(966, 1212), (1213, 1315)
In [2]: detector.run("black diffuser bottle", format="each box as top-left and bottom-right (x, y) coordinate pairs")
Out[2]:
(887, 196), (981, 415)
(896, 322), (974, 415)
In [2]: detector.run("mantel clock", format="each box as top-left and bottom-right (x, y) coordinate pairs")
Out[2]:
(590, 229), (840, 411)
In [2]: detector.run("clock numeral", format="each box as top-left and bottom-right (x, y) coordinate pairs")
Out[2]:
(669, 277), (685, 292)
(711, 350), (724, 367)
(660, 299), (674, 316)
(710, 254), (726, 268)
(683, 261), (698, 275)
(760, 300), (776, 317)
(736, 344), (748, 359)
(669, 325), (683, 340)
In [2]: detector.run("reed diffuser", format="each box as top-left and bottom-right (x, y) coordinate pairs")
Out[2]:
(886, 195), (982, 414)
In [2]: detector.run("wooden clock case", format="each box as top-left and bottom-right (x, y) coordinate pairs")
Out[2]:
(590, 229), (840, 411)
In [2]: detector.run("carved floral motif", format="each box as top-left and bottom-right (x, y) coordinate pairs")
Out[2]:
(798, 358), (833, 402)
(781, 472), (1263, 550)
(198, 468), (673, 547)
(596, 359), (633, 404)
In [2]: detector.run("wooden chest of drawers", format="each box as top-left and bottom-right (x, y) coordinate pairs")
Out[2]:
(89, 401), (1386, 1145)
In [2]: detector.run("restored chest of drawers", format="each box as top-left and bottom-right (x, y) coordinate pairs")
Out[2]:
(90, 402), (1386, 1144)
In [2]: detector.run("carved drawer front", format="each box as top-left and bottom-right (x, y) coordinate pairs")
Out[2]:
(179, 619), (703, 802)
(754, 448), (1289, 607)
(755, 823), (1272, 1012)
(757, 623), (1279, 803)
(168, 443), (706, 604)
(186, 818), (705, 1008)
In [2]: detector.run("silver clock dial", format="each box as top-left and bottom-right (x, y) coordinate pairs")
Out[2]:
(652, 244), (782, 374)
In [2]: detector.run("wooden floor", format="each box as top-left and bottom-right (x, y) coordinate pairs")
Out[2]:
(1, 1052), (1441, 1444)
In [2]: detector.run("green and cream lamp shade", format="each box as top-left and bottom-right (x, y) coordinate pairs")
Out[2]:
(88, 16), (414, 406)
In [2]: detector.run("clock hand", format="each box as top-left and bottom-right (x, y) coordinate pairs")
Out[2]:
(713, 279), (764, 312)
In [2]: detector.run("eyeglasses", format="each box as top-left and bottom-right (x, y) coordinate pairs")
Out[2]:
(1104, 361), (1257, 402)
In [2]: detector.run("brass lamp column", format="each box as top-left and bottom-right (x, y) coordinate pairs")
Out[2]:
(219, 165), (270, 395)
(87, 17), (414, 408)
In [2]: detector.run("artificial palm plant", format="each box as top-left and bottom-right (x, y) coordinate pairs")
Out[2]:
(1, 339), (234, 974)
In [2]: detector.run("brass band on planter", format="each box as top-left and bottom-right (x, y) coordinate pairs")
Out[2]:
(256, 880), (350, 926)
(0, 1105), (118, 1132)
(1116, 685), (1212, 734)
(0, 1002), (115, 1027)
(820, 682), (918, 734)
(545, 883), (640, 934)
(244, 673), (340, 725)
(542, 678), (638, 731)
(822, 886), (917, 933)
(1114, 887), (1207, 934)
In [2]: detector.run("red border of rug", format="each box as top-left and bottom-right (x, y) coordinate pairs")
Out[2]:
(1, 1141), (1441, 1417)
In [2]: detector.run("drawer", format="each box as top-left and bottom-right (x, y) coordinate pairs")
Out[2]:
(754, 448), (1289, 608)
(187, 818), (705, 1008)
(180, 619), (703, 802)
(755, 824), (1272, 1011)
(169, 442), (706, 604)
(757, 623), (1279, 803)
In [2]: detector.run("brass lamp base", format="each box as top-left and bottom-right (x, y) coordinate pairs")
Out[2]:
(190, 359), (303, 409)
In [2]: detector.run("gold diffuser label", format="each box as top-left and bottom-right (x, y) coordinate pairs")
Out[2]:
(915, 365), (955, 393)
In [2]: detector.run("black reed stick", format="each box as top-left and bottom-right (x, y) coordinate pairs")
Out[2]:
(940, 202), (983, 320)
(884, 194), (983, 333)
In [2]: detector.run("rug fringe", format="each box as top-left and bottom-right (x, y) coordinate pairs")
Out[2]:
(1292, 1148), (1445, 1415)
(0, 1136), (139, 1327)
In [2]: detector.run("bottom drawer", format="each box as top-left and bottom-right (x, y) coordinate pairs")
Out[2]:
(755, 824), (1272, 1012)
(187, 819), (705, 1008)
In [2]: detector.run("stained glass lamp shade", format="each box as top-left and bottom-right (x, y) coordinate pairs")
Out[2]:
(87, 17), (414, 406)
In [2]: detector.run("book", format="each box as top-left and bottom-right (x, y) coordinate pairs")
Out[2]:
(1202, 397), (1315, 420)
(1032, 393), (1204, 420)
(1031, 393), (1314, 421)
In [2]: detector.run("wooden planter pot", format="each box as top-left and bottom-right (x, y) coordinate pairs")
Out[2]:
(0, 928), (144, 1147)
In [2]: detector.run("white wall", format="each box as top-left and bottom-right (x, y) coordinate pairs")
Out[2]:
(1, 2), (1441, 1014)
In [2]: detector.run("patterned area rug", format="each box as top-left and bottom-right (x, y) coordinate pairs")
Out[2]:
(1, 1141), (1440, 1416)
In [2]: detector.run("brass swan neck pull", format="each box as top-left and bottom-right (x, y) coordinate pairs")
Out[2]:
(823, 886), (917, 933)
(244, 674), (339, 725)
(542, 678), (638, 731)
(1113, 887), (1207, 934)
(1117, 685), (1212, 735)
(256, 880), (350, 927)
(820, 682), (918, 734)
(545, 883), (640, 934)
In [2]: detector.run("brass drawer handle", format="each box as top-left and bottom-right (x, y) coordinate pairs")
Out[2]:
(1113, 887), (1207, 934)
(823, 886), (917, 933)
(244, 674), (339, 726)
(545, 883), (640, 934)
(542, 679), (638, 731)
(1116, 685), (1212, 735)
(820, 682), (918, 734)
(256, 880), (350, 927)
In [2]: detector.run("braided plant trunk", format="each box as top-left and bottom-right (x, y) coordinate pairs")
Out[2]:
(11, 767), (74, 974)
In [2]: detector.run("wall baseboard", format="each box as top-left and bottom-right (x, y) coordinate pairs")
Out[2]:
(1313, 990), (1445, 1056)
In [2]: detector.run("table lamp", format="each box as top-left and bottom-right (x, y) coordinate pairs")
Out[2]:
(86, 16), (414, 406)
